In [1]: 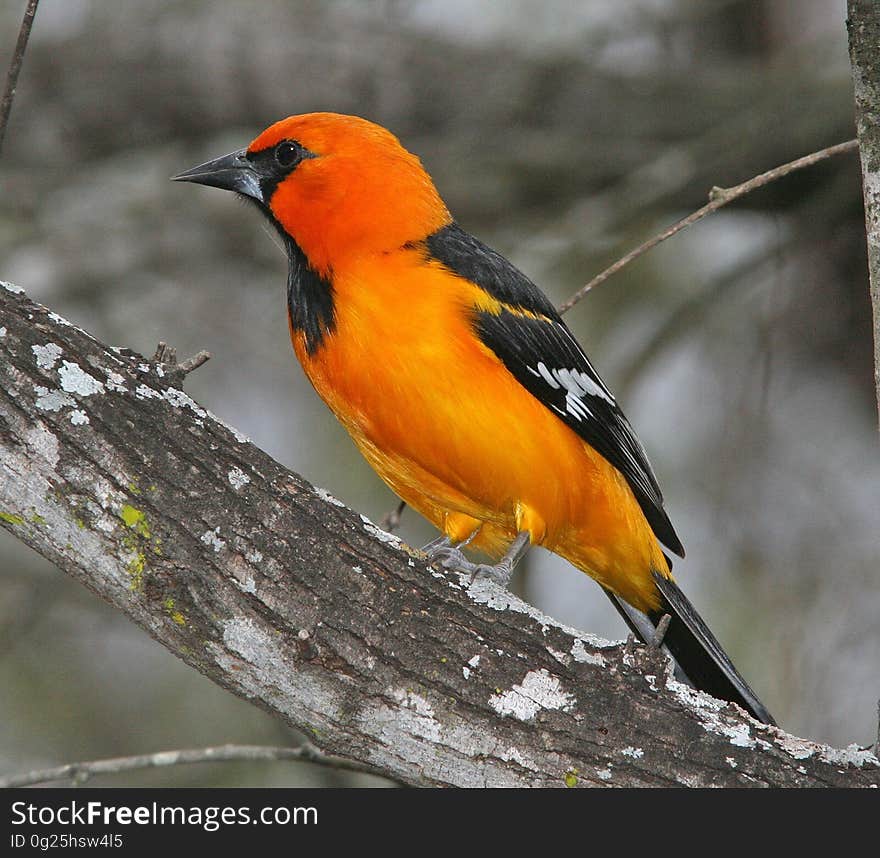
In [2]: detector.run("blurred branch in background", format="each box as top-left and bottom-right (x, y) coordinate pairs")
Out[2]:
(0, 743), (395, 789)
(559, 139), (859, 313)
(0, 0), (39, 154)
(847, 0), (880, 422)
(618, 161), (865, 394)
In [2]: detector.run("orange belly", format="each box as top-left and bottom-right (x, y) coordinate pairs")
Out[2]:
(292, 249), (669, 612)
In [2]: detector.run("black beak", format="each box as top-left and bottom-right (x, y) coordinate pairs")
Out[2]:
(172, 147), (264, 203)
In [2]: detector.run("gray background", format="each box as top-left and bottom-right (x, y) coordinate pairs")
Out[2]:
(1, 0), (876, 786)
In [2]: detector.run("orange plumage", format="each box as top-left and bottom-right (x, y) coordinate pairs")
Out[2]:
(252, 113), (668, 611)
(175, 112), (775, 724)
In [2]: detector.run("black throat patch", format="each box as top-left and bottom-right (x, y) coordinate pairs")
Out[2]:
(285, 236), (336, 355)
(253, 202), (335, 355)
(241, 142), (334, 355)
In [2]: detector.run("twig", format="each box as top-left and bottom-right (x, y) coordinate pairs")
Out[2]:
(151, 341), (178, 366)
(0, 0), (40, 157)
(0, 742), (397, 788)
(151, 341), (212, 380)
(178, 349), (212, 375)
(651, 614), (671, 649)
(558, 139), (859, 314)
(379, 499), (406, 533)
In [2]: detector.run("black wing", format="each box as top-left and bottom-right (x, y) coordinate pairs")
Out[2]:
(424, 222), (684, 557)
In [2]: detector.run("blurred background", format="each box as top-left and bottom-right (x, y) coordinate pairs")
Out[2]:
(1, 0), (877, 786)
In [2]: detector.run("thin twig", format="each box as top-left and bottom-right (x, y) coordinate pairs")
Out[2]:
(0, 742), (398, 788)
(379, 499), (406, 533)
(0, 0), (40, 157)
(151, 341), (177, 366)
(558, 139), (859, 314)
(151, 341), (212, 380)
(178, 349), (212, 375)
(651, 614), (671, 649)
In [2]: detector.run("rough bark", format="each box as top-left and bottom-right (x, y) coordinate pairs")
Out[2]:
(1, 283), (877, 788)
(848, 0), (880, 422)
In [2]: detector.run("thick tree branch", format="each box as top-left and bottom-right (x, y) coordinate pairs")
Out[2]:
(1, 283), (877, 788)
(847, 0), (880, 422)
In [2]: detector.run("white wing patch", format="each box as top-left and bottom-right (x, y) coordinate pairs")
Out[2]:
(565, 391), (593, 421)
(528, 360), (615, 424)
(527, 353), (660, 505)
(536, 362), (560, 389)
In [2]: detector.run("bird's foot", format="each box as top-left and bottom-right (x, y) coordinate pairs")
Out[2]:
(423, 531), (530, 589)
(426, 542), (514, 587)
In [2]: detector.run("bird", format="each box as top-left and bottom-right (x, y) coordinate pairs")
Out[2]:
(174, 112), (775, 725)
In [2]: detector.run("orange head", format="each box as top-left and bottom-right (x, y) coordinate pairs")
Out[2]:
(174, 112), (451, 274)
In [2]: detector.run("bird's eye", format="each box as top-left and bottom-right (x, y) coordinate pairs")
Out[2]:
(274, 140), (301, 169)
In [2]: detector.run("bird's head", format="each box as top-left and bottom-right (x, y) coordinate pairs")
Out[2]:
(173, 112), (451, 274)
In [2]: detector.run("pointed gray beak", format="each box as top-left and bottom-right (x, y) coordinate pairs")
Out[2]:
(172, 147), (264, 203)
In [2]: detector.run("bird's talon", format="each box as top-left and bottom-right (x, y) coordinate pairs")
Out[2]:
(468, 561), (512, 587)
(425, 542), (469, 572)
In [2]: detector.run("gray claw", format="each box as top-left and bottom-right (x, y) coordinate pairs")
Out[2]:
(467, 561), (513, 587)
(425, 534), (520, 590)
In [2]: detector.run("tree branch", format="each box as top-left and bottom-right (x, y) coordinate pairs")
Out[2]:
(558, 139), (858, 315)
(0, 743), (392, 788)
(0, 0), (40, 156)
(847, 0), (880, 423)
(1, 283), (877, 787)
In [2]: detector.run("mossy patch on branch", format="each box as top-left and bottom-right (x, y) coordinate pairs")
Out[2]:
(163, 597), (186, 626)
(120, 504), (150, 538)
(118, 504), (155, 591)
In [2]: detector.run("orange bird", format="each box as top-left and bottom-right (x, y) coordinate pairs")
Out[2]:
(175, 112), (774, 724)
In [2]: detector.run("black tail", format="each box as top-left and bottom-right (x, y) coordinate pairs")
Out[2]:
(604, 571), (776, 726)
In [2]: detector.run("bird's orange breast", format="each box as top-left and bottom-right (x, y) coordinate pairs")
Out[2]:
(290, 246), (668, 612)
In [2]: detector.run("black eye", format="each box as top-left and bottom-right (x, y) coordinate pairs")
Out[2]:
(274, 140), (302, 169)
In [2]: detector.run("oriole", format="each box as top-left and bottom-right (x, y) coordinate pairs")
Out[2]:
(175, 112), (774, 725)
